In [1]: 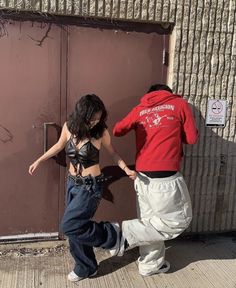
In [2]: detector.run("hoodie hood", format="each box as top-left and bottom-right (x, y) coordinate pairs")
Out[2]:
(140, 90), (181, 107)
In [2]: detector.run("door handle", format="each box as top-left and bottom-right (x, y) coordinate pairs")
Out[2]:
(43, 122), (66, 167)
(43, 122), (57, 153)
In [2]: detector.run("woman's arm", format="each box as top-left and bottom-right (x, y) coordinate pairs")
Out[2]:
(101, 129), (136, 180)
(29, 122), (68, 175)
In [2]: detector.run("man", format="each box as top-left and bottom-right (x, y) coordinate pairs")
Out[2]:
(112, 84), (198, 276)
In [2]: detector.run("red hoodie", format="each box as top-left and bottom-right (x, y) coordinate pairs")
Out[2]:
(113, 90), (198, 171)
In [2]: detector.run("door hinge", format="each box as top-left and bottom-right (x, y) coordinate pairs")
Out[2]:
(162, 49), (169, 66)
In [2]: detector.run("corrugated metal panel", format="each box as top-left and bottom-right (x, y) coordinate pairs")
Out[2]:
(0, 0), (235, 233)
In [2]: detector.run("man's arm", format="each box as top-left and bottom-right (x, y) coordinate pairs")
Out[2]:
(181, 101), (199, 145)
(113, 108), (136, 136)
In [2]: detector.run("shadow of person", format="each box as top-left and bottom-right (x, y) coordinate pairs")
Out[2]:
(165, 233), (236, 274)
(94, 248), (139, 278)
(100, 165), (135, 203)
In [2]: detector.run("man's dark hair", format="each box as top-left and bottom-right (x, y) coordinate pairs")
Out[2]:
(147, 84), (173, 93)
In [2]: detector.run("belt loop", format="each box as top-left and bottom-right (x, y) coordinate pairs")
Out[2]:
(91, 175), (96, 185)
(68, 173), (111, 186)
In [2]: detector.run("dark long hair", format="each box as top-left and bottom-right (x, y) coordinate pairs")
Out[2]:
(67, 94), (108, 141)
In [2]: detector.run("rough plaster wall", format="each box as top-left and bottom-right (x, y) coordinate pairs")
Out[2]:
(170, 0), (236, 233)
(0, 0), (235, 233)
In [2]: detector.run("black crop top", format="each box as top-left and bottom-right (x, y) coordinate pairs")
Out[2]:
(65, 137), (99, 171)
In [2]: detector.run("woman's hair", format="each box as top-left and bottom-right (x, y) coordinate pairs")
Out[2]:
(147, 84), (173, 93)
(67, 94), (108, 141)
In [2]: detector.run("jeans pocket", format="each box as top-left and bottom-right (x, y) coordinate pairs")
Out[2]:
(94, 183), (103, 198)
(85, 184), (103, 214)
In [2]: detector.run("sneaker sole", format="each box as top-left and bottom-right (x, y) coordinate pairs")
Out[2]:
(140, 261), (170, 276)
(89, 270), (98, 278)
(68, 270), (98, 282)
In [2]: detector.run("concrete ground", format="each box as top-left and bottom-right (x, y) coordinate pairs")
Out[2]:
(0, 235), (236, 288)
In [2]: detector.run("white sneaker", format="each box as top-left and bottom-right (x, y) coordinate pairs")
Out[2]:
(67, 270), (97, 282)
(140, 261), (170, 277)
(109, 222), (120, 256)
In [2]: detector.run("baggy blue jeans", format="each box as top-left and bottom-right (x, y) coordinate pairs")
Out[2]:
(60, 175), (117, 277)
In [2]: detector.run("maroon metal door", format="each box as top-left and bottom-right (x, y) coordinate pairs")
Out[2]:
(0, 21), (63, 238)
(67, 26), (168, 223)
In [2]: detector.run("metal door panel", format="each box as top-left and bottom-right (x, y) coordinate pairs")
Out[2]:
(67, 26), (168, 222)
(0, 21), (62, 237)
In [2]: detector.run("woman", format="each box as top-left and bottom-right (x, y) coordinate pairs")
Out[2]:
(29, 94), (136, 282)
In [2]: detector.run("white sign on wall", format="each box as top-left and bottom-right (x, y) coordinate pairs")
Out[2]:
(206, 99), (227, 127)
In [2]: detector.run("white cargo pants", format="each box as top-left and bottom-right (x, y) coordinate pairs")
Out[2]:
(122, 172), (192, 275)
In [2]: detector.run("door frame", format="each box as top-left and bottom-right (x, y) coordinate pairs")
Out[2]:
(0, 17), (171, 241)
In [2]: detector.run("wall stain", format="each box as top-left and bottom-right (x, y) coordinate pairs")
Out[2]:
(0, 125), (13, 143)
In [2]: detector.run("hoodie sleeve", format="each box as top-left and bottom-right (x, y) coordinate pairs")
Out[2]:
(180, 100), (199, 145)
(113, 108), (137, 136)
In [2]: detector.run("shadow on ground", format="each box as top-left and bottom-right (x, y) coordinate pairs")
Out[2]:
(95, 248), (139, 277)
(94, 234), (236, 276)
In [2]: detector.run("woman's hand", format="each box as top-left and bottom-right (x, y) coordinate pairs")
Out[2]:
(28, 122), (69, 176)
(29, 160), (41, 175)
(101, 129), (137, 180)
(124, 167), (137, 180)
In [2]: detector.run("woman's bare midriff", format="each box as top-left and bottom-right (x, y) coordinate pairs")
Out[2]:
(68, 163), (102, 177)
